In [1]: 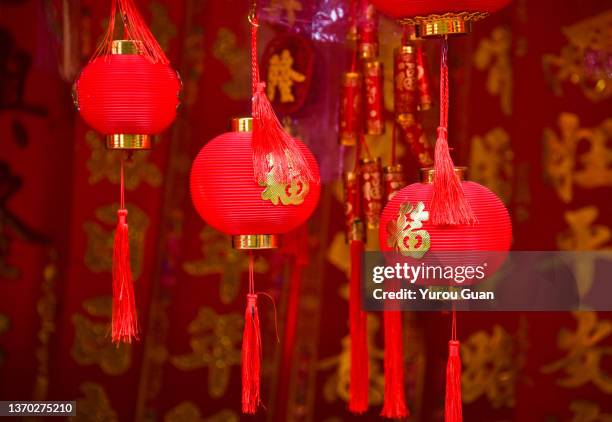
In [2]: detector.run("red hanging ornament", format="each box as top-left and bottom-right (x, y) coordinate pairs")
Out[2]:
(73, 0), (181, 344)
(357, 0), (379, 60)
(364, 61), (384, 136)
(369, 0), (511, 37)
(445, 309), (462, 422)
(339, 72), (363, 146)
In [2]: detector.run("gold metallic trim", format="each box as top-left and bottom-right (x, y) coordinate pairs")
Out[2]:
(343, 71), (361, 83)
(232, 234), (278, 250)
(231, 117), (253, 133)
(359, 157), (381, 166)
(359, 43), (377, 60)
(111, 40), (143, 55)
(106, 134), (152, 150)
(347, 219), (365, 242)
(395, 45), (415, 55)
(420, 166), (467, 184)
(398, 11), (490, 38)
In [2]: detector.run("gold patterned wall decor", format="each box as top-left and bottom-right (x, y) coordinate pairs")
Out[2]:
(317, 314), (384, 406)
(171, 307), (242, 398)
(268, 0), (303, 27)
(164, 401), (239, 422)
(543, 10), (612, 102)
(462, 322), (528, 408)
(474, 26), (513, 116)
(470, 127), (513, 203)
(83, 203), (149, 279)
(542, 312), (612, 394)
(149, 1), (177, 53)
(543, 113), (612, 203)
(557, 206), (611, 296)
(183, 227), (269, 304)
(212, 28), (250, 100)
(86, 131), (162, 190)
(69, 382), (118, 422)
(71, 296), (131, 375)
(569, 400), (612, 422)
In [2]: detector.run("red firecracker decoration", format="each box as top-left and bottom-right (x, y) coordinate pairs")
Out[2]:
(190, 8), (320, 413)
(339, 72), (362, 146)
(364, 61), (384, 135)
(73, 0), (181, 344)
(357, 0), (378, 60)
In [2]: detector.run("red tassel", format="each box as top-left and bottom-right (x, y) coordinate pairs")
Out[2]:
(249, 17), (315, 185)
(242, 293), (262, 414)
(381, 310), (409, 418)
(349, 239), (369, 413)
(429, 38), (476, 226)
(111, 209), (139, 344)
(445, 340), (462, 422)
(95, 0), (168, 64)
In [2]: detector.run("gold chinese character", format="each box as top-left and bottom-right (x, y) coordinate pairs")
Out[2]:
(260, 173), (309, 206)
(543, 113), (612, 203)
(462, 322), (527, 408)
(72, 296), (131, 375)
(212, 28), (249, 100)
(386, 202), (430, 258)
(171, 307), (242, 398)
(70, 382), (118, 422)
(569, 400), (612, 422)
(269, 0), (303, 27)
(267, 49), (305, 103)
(542, 311), (612, 393)
(470, 127), (513, 203)
(164, 402), (238, 422)
(183, 227), (268, 304)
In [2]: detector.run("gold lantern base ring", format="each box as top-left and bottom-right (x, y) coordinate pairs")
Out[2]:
(232, 234), (278, 250)
(399, 12), (489, 38)
(106, 134), (152, 150)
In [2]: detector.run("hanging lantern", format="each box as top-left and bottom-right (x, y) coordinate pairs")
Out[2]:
(369, 0), (511, 37)
(190, 118), (320, 249)
(72, 0), (181, 344)
(75, 40), (181, 149)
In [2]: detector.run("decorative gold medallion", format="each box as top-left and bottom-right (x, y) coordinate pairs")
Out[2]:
(260, 175), (309, 205)
(386, 202), (430, 258)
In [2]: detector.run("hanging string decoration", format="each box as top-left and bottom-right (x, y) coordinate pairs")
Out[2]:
(73, 0), (181, 344)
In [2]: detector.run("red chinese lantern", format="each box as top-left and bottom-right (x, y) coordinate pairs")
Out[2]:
(369, 0), (511, 36)
(73, 0), (181, 345)
(190, 117), (321, 248)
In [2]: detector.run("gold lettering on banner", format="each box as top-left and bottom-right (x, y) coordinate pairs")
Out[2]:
(462, 322), (528, 408)
(317, 315), (384, 406)
(164, 402), (238, 422)
(83, 203), (149, 279)
(386, 202), (430, 258)
(212, 28), (250, 100)
(543, 113), (612, 203)
(470, 127), (514, 203)
(85, 131), (162, 190)
(569, 400), (612, 422)
(69, 382), (118, 422)
(557, 207), (611, 296)
(183, 228), (269, 304)
(171, 307), (242, 398)
(72, 296), (131, 375)
(474, 26), (513, 115)
(542, 312), (612, 393)
(268, 0), (303, 27)
(267, 49), (305, 103)
(543, 11), (612, 102)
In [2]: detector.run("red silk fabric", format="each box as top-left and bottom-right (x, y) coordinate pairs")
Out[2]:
(190, 131), (320, 235)
(76, 54), (180, 135)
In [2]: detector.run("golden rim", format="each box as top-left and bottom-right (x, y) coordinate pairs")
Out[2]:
(232, 234), (278, 250)
(347, 219), (365, 242)
(111, 40), (143, 55)
(359, 157), (381, 166)
(384, 164), (404, 174)
(231, 117), (253, 133)
(106, 134), (151, 150)
(398, 11), (490, 37)
(420, 166), (467, 184)
(343, 71), (361, 82)
(395, 45), (415, 55)
(359, 43), (377, 60)
(344, 171), (358, 181)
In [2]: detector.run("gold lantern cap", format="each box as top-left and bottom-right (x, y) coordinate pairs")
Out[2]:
(420, 166), (467, 184)
(232, 234), (278, 250)
(231, 117), (253, 133)
(111, 40), (143, 55)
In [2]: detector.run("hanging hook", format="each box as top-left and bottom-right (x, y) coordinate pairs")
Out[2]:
(248, 0), (259, 26)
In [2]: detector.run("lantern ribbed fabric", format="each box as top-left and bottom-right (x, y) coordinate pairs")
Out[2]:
(369, 0), (511, 19)
(76, 55), (180, 135)
(379, 181), (512, 254)
(190, 131), (320, 235)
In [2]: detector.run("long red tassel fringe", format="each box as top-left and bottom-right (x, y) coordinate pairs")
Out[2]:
(381, 310), (408, 418)
(242, 254), (262, 414)
(249, 16), (314, 185)
(349, 239), (368, 413)
(429, 38), (476, 226)
(112, 159), (139, 344)
(445, 309), (462, 422)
